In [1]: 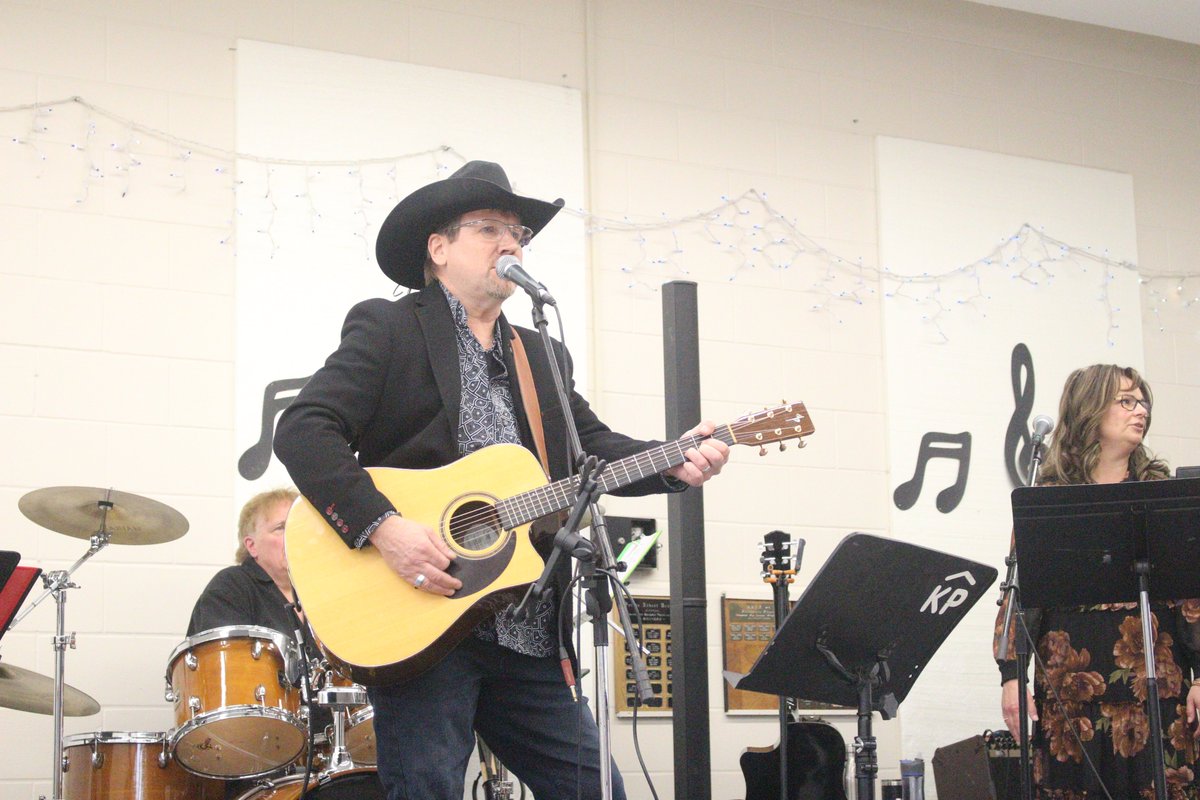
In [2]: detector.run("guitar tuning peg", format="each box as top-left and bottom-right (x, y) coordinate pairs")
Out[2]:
(779, 442), (786, 452)
(758, 446), (767, 457)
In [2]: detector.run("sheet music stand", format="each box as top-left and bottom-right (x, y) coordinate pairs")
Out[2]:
(725, 533), (997, 800)
(1012, 477), (1200, 800)
(0, 551), (42, 645)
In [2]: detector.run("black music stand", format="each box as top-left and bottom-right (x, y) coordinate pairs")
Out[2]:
(725, 533), (998, 800)
(1012, 477), (1200, 800)
(0, 551), (42, 644)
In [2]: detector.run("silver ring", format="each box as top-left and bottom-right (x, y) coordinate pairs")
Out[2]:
(413, 573), (427, 589)
(701, 465), (711, 472)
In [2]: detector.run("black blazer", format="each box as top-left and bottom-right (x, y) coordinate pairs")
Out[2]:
(274, 283), (676, 546)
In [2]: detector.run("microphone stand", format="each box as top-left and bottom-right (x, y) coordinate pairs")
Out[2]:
(519, 298), (651, 800)
(996, 437), (1044, 800)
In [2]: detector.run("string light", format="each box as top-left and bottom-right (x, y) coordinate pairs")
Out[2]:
(4, 97), (1198, 343)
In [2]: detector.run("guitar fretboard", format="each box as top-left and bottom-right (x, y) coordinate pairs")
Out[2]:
(495, 427), (737, 529)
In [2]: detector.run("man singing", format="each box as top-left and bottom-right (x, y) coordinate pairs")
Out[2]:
(274, 161), (727, 799)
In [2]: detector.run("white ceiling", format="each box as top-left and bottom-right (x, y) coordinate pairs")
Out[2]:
(968, 0), (1200, 46)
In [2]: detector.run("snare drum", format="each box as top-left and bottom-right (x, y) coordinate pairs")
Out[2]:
(166, 625), (306, 779)
(62, 731), (222, 800)
(231, 767), (385, 799)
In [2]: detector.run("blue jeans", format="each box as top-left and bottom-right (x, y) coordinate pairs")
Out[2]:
(367, 636), (627, 800)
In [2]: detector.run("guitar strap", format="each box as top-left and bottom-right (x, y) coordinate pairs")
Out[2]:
(509, 331), (551, 478)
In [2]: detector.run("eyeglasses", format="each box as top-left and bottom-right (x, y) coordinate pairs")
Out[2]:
(448, 219), (533, 247)
(1115, 395), (1151, 413)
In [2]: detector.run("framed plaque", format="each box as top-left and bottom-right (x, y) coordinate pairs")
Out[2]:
(721, 595), (852, 714)
(611, 595), (672, 716)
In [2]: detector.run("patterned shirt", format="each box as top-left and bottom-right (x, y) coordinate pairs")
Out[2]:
(441, 283), (558, 659)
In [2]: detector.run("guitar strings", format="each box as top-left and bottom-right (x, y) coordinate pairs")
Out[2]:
(435, 420), (798, 541)
(438, 434), (715, 540)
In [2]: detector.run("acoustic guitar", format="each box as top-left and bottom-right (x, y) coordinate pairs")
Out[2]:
(285, 402), (814, 685)
(740, 530), (848, 800)
(741, 719), (848, 800)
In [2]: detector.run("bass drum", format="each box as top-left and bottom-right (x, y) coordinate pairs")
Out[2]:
(232, 767), (385, 799)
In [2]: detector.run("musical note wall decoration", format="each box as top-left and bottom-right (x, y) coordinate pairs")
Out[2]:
(1003, 343), (1036, 488)
(893, 431), (972, 513)
(237, 376), (311, 480)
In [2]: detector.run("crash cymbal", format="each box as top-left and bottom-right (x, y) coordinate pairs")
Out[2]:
(0, 661), (100, 716)
(18, 487), (188, 545)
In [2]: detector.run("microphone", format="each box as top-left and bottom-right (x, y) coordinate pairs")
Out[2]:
(1030, 415), (1054, 445)
(496, 255), (556, 306)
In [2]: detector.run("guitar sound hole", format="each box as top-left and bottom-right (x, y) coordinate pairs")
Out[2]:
(449, 501), (503, 553)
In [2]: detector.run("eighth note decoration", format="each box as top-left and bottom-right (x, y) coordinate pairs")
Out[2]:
(893, 431), (972, 514)
(238, 376), (311, 480)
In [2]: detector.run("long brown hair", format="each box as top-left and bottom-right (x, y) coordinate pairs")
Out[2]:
(1039, 364), (1169, 485)
(234, 488), (299, 564)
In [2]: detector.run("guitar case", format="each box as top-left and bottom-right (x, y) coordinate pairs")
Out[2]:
(740, 719), (847, 800)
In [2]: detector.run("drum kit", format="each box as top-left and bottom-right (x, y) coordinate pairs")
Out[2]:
(0, 487), (384, 800)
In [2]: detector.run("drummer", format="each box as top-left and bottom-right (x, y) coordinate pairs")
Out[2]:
(188, 488), (304, 639)
(187, 488), (332, 796)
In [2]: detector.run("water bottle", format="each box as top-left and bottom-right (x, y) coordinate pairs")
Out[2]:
(900, 757), (925, 800)
(880, 778), (904, 800)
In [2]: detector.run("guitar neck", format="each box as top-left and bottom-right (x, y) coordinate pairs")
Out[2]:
(496, 427), (736, 529)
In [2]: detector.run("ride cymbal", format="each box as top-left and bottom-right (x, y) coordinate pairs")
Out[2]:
(0, 661), (100, 716)
(18, 487), (188, 545)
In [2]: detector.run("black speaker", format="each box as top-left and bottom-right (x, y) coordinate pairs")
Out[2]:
(932, 734), (1021, 800)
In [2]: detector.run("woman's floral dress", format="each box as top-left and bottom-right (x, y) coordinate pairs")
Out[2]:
(997, 597), (1200, 799)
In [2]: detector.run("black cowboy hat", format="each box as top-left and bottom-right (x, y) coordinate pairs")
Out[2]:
(375, 160), (565, 289)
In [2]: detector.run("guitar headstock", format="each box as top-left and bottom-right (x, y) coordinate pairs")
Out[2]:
(760, 530), (793, 574)
(726, 401), (815, 454)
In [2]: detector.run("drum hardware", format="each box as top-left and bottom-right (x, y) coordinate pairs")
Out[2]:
(473, 736), (526, 800)
(305, 656), (376, 768)
(312, 667), (371, 774)
(13, 486), (188, 800)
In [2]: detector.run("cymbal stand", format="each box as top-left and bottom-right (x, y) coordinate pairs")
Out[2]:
(13, 494), (115, 800)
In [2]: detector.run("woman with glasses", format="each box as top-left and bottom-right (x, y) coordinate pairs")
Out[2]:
(995, 364), (1200, 797)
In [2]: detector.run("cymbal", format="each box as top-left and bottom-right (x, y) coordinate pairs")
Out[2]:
(18, 487), (189, 545)
(0, 661), (100, 716)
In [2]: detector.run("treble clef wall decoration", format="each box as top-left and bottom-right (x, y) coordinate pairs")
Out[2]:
(1003, 343), (1035, 489)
